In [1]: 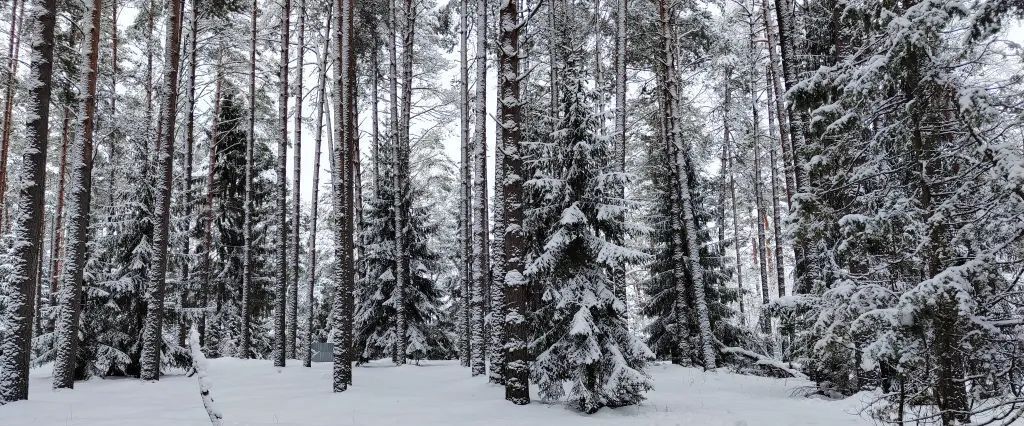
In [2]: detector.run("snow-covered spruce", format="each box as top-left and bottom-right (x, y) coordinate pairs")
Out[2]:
(524, 50), (652, 413)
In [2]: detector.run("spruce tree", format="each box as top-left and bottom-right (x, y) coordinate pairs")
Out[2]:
(525, 50), (651, 414)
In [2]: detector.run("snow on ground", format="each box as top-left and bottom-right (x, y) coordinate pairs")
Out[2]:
(1, 359), (873, 425)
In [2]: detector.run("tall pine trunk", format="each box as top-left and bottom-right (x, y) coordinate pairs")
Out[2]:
(332, 0), (355, 391)
(662, 0), (716, 369)
(289, 0), (306, 360)
(470, 0), (489, 378)
(772, 0), (811, 294)
(180, 0), (199, 347)
(760, 0), (794, 207)
(459, 0), (473, 369)
(140, 0), (184, 381)
(499, 0), (528, 404)
(239, 0), (257, 359)
(52, 0), (102, 389)
(275, 0), (291, 368)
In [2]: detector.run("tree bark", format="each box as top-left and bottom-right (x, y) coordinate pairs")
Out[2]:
(140, 0), (184, 382)
(239, 0), (257, 359)
(275, 0), (291, 368)
(49, 108), (72, 303)
(662, 0), (716, 369)
(459, 0), (473, 369)
(52, 0), (102, 389)
(0, 0), (54, 400)
(499, 0), (528, 404)
(180, 0), (199, 347)
(765, 66), (786, 299)
(470, 0), (488, 378)
(289, 0), (306, 360)
(332, 0), (355, 391)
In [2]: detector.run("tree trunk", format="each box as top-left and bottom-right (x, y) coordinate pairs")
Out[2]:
(459, 0), (473, 369)
(0, 0), (53, 401)
(470, 0), (489, 378)
(180, 0), (199, 347)
(0, 0), (26, 231)
(760, 0), (794, 207)
(275, 0), (291, 368)
(239, 0), (257, 359)
(288, 0), (306, 360)
(305, 2), (332, 368)
(332, 0), (355, 391)
(765, 66), (786, 298)
(772, 0), (811, 294)
(344, 0), (358, 384)
(49, 108), (72, 304)
(662, 0), (716, 369)
(198, 63), (224, 348)
(52, 0), (102, 389)
(613, 0), (627, 301)
(499, 0), (528, 404)
(140, 0), (184, 382)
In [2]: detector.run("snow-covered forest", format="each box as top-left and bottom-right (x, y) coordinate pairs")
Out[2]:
(0, 0), (1023, 424)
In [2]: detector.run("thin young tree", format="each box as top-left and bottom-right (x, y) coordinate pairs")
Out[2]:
(458, 0), (472, 369)
(304, 1), (332, 368)
(140, 0), (185, 381)
(52, 0), (103, 389)
(0, 0), (26, 230)
(765, 67), (785, 298)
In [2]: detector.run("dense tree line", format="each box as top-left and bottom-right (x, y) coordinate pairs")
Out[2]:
(0, 0), (1023, 423)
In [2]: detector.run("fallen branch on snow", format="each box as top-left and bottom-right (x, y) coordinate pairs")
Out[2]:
(717, 343), (808, 380)
(189, 327), (224, 426)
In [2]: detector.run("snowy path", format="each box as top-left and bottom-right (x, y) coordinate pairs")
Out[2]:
(1, 359), (872, 425)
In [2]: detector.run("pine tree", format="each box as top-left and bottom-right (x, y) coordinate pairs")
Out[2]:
(274, 0), (291, 368)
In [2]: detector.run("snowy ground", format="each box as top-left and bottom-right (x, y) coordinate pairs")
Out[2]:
(1, 359), (873, 425)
